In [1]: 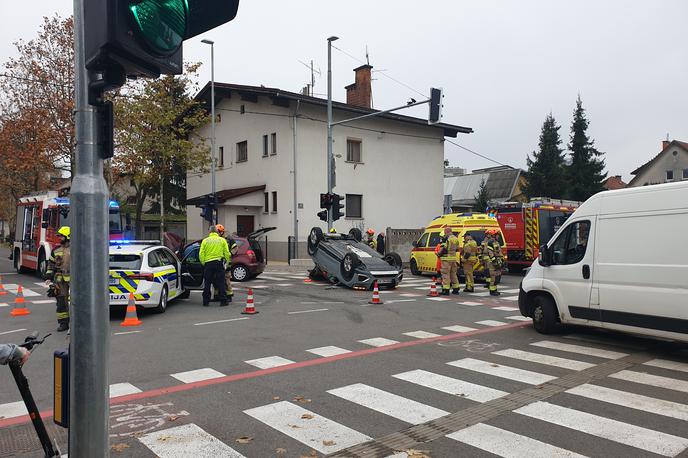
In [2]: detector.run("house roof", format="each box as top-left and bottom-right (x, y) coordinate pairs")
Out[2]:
(444, 167), (522, 205)
(602, 175), (627, 190)
(185, 185), (266, 206)
(630, 140), (688, 176)
(195, 82), (473, 138)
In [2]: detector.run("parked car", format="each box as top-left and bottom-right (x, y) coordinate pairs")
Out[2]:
(178, 228), (275, 291)
(308, 227), (403, 289)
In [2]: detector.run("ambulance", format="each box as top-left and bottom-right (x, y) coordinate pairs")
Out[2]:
(409, 213), (506, 281)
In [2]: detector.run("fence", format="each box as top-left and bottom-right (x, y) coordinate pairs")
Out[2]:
(385, 227), (424, 266)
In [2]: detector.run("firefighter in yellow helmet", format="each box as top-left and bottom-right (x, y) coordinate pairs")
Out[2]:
(46, 226), (71, 332)
(365, 228), (377, 250)
(439, 227), (461, 295)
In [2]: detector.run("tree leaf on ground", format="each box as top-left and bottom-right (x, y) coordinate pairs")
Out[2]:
(111, 443), (130, 452)
(322, 440), (336, 446)
(288, 424), (301, 429)
(301, 413), (314, 420)
(400, 449), (431, 458)
(235, 436), (253, 444)
(168, 415), (181, 421)
(490, 363), (499, 367)
(273, 396), (280, 400)
(293, 395), (312, 403)
(276, 448), (287, 455)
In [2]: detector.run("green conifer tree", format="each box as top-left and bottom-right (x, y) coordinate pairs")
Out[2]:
(566, 95), (607, 201)
(523, 113), (567, 199)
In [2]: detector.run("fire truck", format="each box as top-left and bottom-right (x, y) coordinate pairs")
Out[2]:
(13, 191), (123, 278)
(495, 198), (580, 272)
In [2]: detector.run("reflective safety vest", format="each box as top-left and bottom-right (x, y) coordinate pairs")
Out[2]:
(47, 244), (70, 283)
(199, 233), (230, 264)
(463, 239), (478, 261)
(441, 235), (460, 261)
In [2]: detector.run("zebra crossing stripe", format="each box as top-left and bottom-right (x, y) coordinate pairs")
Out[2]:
(403, 331), (441, 339)
(244, 356), (295, 370)
(475, 320), (508, 327)
(171, 368), (226, 384)
(138, 423), (246, 457)
(358, 337), (399, 347)
(109, 383), (142, 398)
(515, 401), (688, 456)
(567, 384), (688, 421)
(530, 340), (628, 359)
(492, 306), (519, 311)
(447, 423), (586, 458)
(492, 349), (594, 371)
(447, 358), (557, 385)
(393, 369), (507, 402)
(644, 358), (688, 373)
(2, 284), (40, 297)
(610, 370), (688, 394)
(0, 401), (27, 420)
(442, 325), (478, 333)
(306, 346), (352, 357)
(243, 401), (371, 454)
(255, 275), (289, 281)
(328, 383), (449, 424)
(505, 315), (531, 321)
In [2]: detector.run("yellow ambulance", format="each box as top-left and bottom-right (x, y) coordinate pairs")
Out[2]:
(409, 213), (506, 280)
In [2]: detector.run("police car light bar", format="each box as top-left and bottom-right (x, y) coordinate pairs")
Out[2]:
(109, 240), (161, 246)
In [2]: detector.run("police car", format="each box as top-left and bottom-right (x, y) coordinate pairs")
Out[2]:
(108, 241), (186, 313)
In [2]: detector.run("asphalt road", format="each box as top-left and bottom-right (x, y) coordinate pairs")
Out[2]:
(1, 250), (687, 457)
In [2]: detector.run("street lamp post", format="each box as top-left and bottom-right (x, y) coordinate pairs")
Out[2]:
(326, 36), (338, 232)
(201, 39), (217, 225)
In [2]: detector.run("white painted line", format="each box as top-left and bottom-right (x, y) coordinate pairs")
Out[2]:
(610, 370), (688, 394)
(466, 291), (491, 297)
(500, 289), (520, 294)
(393, 369), (507, 402)
(171, 368), (226, 384)
(442, 325), (478, 333)
(34, 282), (49, 288)
(113, 330), (143, 336)
(110, 383), (142, 398)
(194, 317), (250, 326)
(0, 272), (18, 275)
(244, 401), (371, 454)
(399, 293), (420, 297)
(457, 301), (482, 306)
(0, 328), (27, 336)
(567, 383), (688, 421)
(515, 401), (688, 456)
(448, 423), (586, 458)
(0, 401), (28, 420)
(644, 358), (688, 373)
(327, 383), (449, 424)
(428, 297), (450, 302)
(244, 356), (295, 370)
(413, 287), (430, 291)
(255, 275), (289, 281)
(386, 299), (417, 304)
(505, 315), (531, 322)
(357, 337), (399, 347)
(2, 285), (41, 297)
(403, 331), (441, 339)
(274, 283), (294, 287)
(301, 301), (344, 305)
(138, 423), (246, 458)
(447, 358), (556, 385)
(492, 349), (594, 371)
(475, 320), (508, 327)
(502, 295), (520, 301)
(249, 285), (269, 289)
(31, 299), (56, 304)
(0, 303), (8, 308)
(492, 306), (519, 311)
(306, 346), (351, 357)
(287, 308), (329, 315)
(530, 340), (628, 360)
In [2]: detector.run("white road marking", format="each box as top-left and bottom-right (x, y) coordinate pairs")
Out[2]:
(138, 423), (246, 457)
(31, 299), (56, 304)
(457, 301), (482, 306)
(500, 289), (520, 293)
(447, 358), (556, 385)
(414, 287), (431, 291)
(475, 320), (508, 327)
(505, 315), (531, 321)
(0, 303), (8, 308)
(492, 306), (519, 311)
(428, 297), (450, 302)
(300, 301), (344, 305)
(110, 383), (142, 398)
(0, 328), (27, 336)
(442, 325), (478, 333)
(171, 368), (226, 384)
(113, 330), (143, 336)
(306, 346), (351, 357)
(244, 356), (295, 369)
(502, 295), (520, 301)
(644, 358), (688, 373)
(393, 369), (507, 402)
(466, 291), (491, 297)
(403, 331), (441, 339)
(244, 401), (371, 454)
(194, 317), (250, 326)
(610, 370), (688, 393)
(399, 293), (420, 297)
(287, 308), (329, 315)
(492, 349), (594, 371)
(249, 285), (269, 289)
(567, 383), (688, 421)
(34, 282), (49, 288)
(515, 401), (688, 456)
(530, 340), (628, 359)
(255, 275), (289, 281)
(327, 383), (449, 424)
(0, 401), (27, 420)
(386, 299), (417, 304)
(448, 423), (586, 458)
(358, 337), (399, 347)
(3, 284), (41, 297)
(274, 283), (294, 287)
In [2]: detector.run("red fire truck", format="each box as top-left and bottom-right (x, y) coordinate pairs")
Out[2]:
(13, 191), (123, 278)
(495, 198), (580, 272)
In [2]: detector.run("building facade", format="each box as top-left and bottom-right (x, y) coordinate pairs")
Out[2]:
(628, 140), (688, 187)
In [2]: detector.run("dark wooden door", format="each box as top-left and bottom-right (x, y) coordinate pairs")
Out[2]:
(236, 215), (254, 237)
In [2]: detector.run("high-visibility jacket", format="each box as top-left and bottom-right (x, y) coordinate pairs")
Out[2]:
(485, 240), (503, 266)
(199, 233), (230, 265)
(367, 237), (377, 250)
(440, 235), (460, 261)
(463, 239), (478, 261)
(47, 244), (70, 283)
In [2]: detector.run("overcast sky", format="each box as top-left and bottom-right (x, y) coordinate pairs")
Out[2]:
(2, 0), (686, 181)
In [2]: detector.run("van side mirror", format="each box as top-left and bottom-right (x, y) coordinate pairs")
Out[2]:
(539, 244), (551, 266)
(412, 241), (418, 248)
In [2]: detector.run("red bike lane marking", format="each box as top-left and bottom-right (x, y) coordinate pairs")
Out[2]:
(0, 321), (529, 428)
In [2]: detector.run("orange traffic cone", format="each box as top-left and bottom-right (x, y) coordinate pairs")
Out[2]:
(368, 281), (384, 304)
(241, 288), (259, 315)
(303, 277), (313, 283)
(10, 285), (30, 316)
(0, 275), (7, 296)
(120, 292), (142, 327)
(427, 277), (439, 297)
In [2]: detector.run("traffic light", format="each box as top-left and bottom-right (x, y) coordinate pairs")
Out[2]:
(199, 194), (216, 223)
(319, 193), (332, 209)
(331, 193), (345, 221)
(428, 87), (444, 125)
(317, 210), (328, 222)
(84, 0), (240, 80)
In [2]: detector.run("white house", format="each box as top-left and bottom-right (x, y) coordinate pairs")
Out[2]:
(186, 66), (472, 260)
(628, 140), (688, 187)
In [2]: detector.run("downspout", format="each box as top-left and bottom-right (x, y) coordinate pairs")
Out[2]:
(292, 100), (301, 259)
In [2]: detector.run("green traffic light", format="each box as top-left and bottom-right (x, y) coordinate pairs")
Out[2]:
(129, 0), (188, 56)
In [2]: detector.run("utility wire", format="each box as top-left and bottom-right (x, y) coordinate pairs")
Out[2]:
(445, 138), (510, 167)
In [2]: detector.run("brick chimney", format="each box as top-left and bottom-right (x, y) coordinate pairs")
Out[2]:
(662, 140), (671, 150)
(345, 64), (373, 108)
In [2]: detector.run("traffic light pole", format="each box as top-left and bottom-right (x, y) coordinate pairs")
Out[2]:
(326, 36), (338, 232)
(71, 0), (111, 455)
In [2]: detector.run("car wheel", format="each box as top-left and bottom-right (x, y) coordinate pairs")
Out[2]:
(308, 227), (324, 255)
(383, 252), (403, 270)
(340, 252), (360, 281)
(410, 259), (421, 276)
(154, 285), (168, 314)
(38, 250), (48, 279)
(178, 289), (191, 300)
(348, 228), (362, 242)
(232, 264), (249, 282)
(532, 295), (559, 334)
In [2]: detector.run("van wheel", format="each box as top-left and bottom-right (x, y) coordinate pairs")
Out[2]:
(532, 295), (558, 334)
(410, 259), (421, 276)
(154, 286), (168, 314)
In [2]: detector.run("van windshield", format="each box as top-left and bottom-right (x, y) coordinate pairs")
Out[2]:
(465, 230), (504, 246)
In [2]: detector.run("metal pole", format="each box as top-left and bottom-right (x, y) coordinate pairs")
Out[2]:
(71, 0), (110, 455)
(292, 101), (300, 258)
(326, 36), (338, 232)
(202, 39), (216, 225)
(159, 161), (164, 239)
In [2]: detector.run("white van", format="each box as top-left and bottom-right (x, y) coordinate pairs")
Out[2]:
(518, 181), (688, 342)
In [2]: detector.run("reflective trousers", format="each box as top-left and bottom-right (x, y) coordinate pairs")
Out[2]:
(440, 260), (459, 290)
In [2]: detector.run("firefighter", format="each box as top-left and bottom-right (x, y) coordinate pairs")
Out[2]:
(485, 229), (503, 296)
(439, 227), (460, 295)
(480, 232), (492, 289)
(212, 224), (238, 303)
(200, 225), (231, 307)
(366, 229), (377, 250)
(462, 234), (478, 292)
(46, 226), (70, 332)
